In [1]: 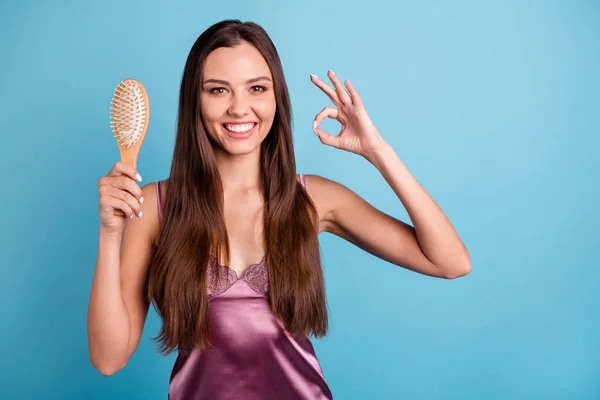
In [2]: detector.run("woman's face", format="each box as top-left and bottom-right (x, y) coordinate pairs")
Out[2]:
(200, 41), (276, 156)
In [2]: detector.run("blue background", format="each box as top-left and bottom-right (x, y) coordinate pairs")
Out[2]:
(1, 0), (598, 398)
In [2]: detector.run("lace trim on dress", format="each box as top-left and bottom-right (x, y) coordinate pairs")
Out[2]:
(206, 255), (269, 297)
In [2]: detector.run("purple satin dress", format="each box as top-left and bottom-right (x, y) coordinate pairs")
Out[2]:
(156, 174), (333, 400)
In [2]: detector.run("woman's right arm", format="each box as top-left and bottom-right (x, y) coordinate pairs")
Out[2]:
(87, 162), (160, 376)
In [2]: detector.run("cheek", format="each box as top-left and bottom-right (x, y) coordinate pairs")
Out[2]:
(199, 104), (222, 143)
(200, 99), (224, 124)
(254, 96), (277, 122)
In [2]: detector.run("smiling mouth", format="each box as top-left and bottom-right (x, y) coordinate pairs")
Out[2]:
(221, 122), (258, 139)
(222, 122), (257, 133)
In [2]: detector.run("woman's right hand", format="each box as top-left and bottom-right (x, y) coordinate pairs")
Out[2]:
(98, 161), (144, 234)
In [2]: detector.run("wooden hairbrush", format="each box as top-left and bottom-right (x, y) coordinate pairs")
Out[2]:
(109, 78), (150, 216)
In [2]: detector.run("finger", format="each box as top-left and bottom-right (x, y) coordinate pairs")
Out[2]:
(105, 185), (143, 218)
(99, 175), (143, 205)
(327, 70), (352, 106)
(344, 79), (363, 107)
(100, 195), (135, 219)
(313, 125), (341, 149)
(109, 176), (144, 203)
(313, 106), (340, 128)
(108, 161), (142, 183)
(310, 74), (341, 106)
(313, 107), (341, 148)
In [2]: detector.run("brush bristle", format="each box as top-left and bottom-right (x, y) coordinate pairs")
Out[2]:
(110, 80), (147, 147)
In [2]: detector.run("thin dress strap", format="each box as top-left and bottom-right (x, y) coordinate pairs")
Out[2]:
(156, 180), (163, 226)
(299, 173), (306, 190)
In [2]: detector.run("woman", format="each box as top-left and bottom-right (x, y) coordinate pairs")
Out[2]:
(87, 19), (471, 399)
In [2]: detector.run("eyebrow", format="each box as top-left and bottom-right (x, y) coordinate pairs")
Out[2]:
(202, 76), (272, 85)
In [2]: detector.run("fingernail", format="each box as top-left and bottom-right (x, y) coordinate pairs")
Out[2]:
(140, 196), (144, 204)
(138, 211), (143, 218)
(313, 120), (317, 130)
(329, 69), (335, 75)
(129, 214), (133, 220)
(136, 173), (142, 182)
(310, 74), (318, 79)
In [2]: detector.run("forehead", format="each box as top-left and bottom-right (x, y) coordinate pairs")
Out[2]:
(203, 42), (272, 83)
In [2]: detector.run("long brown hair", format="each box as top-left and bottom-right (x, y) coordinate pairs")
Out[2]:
(147, 19), (328, 355)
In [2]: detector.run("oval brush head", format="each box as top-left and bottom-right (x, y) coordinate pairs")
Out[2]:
(109, 78), (150, 216)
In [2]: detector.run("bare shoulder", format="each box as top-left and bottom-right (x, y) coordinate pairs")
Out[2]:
(125, 181), (162, 243)
(119, 180), (163, 266)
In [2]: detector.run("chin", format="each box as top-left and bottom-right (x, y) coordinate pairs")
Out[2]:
(216, 137), (264, 156)
(221, 141), (261, 156)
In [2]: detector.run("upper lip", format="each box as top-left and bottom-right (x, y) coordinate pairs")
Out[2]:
(222, 121), (258, 125)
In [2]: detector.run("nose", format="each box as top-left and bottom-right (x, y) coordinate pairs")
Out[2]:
(227, 91), (250, 117)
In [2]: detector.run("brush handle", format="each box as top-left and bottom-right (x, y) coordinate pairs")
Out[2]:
(113, 156), (137, 217)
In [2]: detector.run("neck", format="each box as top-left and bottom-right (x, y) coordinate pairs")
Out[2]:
(213, 146), (262, 193)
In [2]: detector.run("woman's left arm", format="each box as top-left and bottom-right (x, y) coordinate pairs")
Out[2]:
(308, 70), (471, 279)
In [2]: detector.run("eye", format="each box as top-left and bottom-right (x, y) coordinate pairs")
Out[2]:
(251, 85), (267, 92)
(209, 87), (228, 94)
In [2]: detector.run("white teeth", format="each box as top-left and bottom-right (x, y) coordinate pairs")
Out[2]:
(224, 123), (255, 133)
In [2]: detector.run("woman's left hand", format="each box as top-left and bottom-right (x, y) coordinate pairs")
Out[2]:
(311, 70), (388, 159)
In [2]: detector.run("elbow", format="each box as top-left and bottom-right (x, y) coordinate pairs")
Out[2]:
(87, 336), (129, 376)
(97, 367), (117, 377)
(95, 361), (126, 377)
(90, 356), (127, 377)
(443, 260), (472, 280)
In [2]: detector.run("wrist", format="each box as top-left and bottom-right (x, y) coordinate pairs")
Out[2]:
(364, 142), (396, 169)
(99, 226), (123, 241)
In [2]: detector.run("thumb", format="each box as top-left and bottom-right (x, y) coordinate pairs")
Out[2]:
(313, 122), (340, 149)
